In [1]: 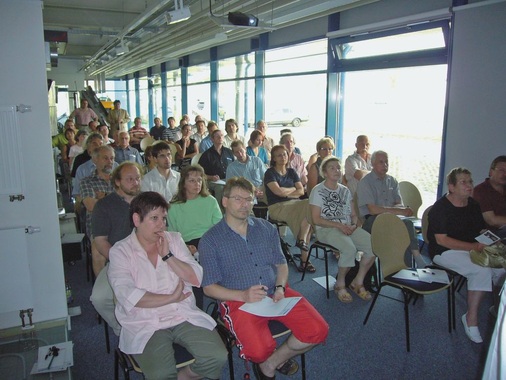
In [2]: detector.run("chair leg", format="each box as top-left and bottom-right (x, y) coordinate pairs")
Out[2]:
(301, 353), (306, 380)
(104, 320), (111, 354)
(324, 249), (330, 299)
(300, 246), (316, 282)
(447, 286), (453, 333)
(114, 349), (119, 380)
(402, 290), (411, 352)
(363, 285), (381, 325)
(227, 347), (234, 380)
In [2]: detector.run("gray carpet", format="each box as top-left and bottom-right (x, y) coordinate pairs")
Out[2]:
(64, 232), (493, 380)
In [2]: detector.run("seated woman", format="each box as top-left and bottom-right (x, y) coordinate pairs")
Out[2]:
(168, 165), (222, 255)
(307, 137), (335, 195)
(309, 156), (375, 303)
(280, 132), (307, 187)
(142, 144), (156, 173)
(264, 145), (314, 272)
(175, 123), (199, 170)
(247, 130), (269, 166)
(428, 167), (506, 343)
(61, 128), (76, 165)
(108, 191), (227, 379)
(69, 130), (88, 170)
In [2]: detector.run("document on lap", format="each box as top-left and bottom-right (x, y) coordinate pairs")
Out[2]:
(239, 296), (302, 317)
(475, 230), (501, 245)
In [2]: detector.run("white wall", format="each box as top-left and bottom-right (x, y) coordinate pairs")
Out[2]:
(48, 59), (87, 90)
(0, 0), (67, 328)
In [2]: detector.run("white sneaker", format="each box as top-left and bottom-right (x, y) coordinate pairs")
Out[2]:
(461, 314), (483, 343)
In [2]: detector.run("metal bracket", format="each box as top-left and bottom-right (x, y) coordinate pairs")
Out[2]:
(9, 194), (25, 202)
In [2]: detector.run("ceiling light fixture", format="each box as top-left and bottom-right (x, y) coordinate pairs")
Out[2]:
(166, 0), (191, 24)
(116, 40), (129, 56)
(228, 12), (258, 27)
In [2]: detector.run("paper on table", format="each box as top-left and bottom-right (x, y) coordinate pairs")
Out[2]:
(239, 296), (301, 317)
(476, 230), (500, 245)
(417, 268), (450, 284)
(30, 341), (74, 374)
(392, 269), (420, 281)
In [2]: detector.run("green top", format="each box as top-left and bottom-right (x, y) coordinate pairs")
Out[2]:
(52, 133), (68, 151)
(168, 195), (222, 242)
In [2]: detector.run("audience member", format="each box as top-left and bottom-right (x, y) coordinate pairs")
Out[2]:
(256, 120), (275, 157)
(473, 156), (506, 238)
(247, 130), (269, 166)
(280, 128), (301, 155)
(198, 129), (234, 206)
(70, 98), (98, 129)
(129, 117), (150, 150)
(264, 145), (313, 272)
(80, 145), (115, 236)
(141, 141), (180, 201)
(175, 123), (199, 169)
(223, 118), (245, 148)
(71, 132), (103, 179)
(98, 124), (114, 145)
(199, 121), (218, 152)
(52, 119), (77, 152)
(61, 128), (76, 164)
(69, 130), (88, 169)
(357, 150), (427, 268)
(307, 137), (334, 195)
(226, 140), (266, 192)
(280, 132), (307, 187)
(309, 156), (375, 303)
(108, 191), (227, 379)
(191, 119), (207, 145)
(428, 167), (506, 343)
(114, 131), (143, 165)
(345, 135), (372, 195)
(168, 165), (222, 255)
(143, 145), (156, 173)
(162, 116), (181, 142)
(149, 117), (166, 140)
(85, 120), (99, 134)
(200, 177), (329, 379)
(106, 100), (130, 136)
(90, 162), (143, 336)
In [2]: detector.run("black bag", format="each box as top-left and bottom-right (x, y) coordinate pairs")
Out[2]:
(345, 260), (378, 293)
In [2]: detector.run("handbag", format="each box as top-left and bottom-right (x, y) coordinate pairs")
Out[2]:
(470, 243), (506, 268)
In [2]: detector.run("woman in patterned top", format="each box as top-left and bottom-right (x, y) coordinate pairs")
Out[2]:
(309, 156), (375, 303)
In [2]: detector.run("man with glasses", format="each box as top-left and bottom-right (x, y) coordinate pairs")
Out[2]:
(141, 142), (181, 201)
(200, 177), (329, 379)
(473, 155), (506, 238)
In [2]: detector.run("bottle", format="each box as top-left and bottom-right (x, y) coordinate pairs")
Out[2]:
(65, 281), (73, 305)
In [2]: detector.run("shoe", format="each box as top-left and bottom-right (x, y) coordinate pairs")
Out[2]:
(297, 260), (316, 273)
(295, 239), (309, 251)
(252, 362), (275, 380)
(489, 305), (498, 318)
(349, 283), (372, 301)
(276, 358), (299, 376)
(461, 314), (483, 343)
(334, 285), (353, 303)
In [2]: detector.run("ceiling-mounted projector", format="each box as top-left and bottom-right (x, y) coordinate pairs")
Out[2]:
(166, 6), (191, 24)
(228, 11), (258, 27)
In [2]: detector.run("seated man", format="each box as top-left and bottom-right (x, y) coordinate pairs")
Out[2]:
(199, 121), (218, 153)
(162, 116), (181, 142)
(108, 191), (227, 380)
(91, 161), (143, 336)
(129, 117), (150, 151)
(114, 131), (143, 165)
(200, 177), (329, 379)
(198, 129), (234, 206)
(141, 142), (181, 201)
(357, 150), (427, 268)
(98, 124), (115, 145)
(345, 135), (372, 195)
(226, 140), (266, 200)
(473, 155), (506, 238)
(256, 120), (275, 158)
(191, 119), (207, 145)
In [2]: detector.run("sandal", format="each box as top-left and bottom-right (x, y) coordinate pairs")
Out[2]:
(349, 283), (372, 301)
(276, 358), (299, 376)
(297, 260), (316, 273)
(295, 239), (309, 252)
(334, 286), (353, 303)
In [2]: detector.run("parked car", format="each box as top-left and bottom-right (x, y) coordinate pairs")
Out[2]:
(265, 108), (309, 127)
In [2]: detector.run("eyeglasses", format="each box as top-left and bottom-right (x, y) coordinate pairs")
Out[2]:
(227, 195), (254, 204)
(123, 176), (141, 183)
(187, 178), (203, 184)
(319, 147), (333, 151)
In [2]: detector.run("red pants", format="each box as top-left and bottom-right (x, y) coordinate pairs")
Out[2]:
(220, 287), (329, 363)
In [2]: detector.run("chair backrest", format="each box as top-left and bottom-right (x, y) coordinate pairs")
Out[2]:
(191, 152), (203, 166)
(421, 205), (433, 244)
(168, 143), (178, 162)
(399, 181), (423, 218)
(353, 191), (364, 226)
(371, 213), (410, 277)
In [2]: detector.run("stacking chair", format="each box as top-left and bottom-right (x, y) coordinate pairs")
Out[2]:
(399, 181), (423, 218)
(363, 213), (453, 352)
(190, 152), (203, 166)
(210, 303), (306, 380)
(114, 345), (195, 380)
(422, 206), (466, 329)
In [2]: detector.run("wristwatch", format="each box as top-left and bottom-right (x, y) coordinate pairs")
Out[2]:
(162, 252), (174, 261)
(275, 285), (286, 293)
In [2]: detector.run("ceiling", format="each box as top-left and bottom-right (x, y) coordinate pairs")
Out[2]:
(42, 0), (376, 79)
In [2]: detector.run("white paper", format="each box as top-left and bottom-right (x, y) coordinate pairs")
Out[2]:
(476, 230), (500, 245)
(416, 268), (450, 284)
(313, 276), (336, 290)
(30, 341), (74, 374)
(392, 269), (420, 281)
(239, 297), (301, 317)
(211, 179), (226, 185)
